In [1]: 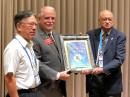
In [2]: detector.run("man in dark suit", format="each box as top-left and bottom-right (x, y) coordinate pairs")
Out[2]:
(33, 6), (70, 97)
(84, 10), (126, 97)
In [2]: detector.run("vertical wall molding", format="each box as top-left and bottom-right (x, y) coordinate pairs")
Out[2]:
(0, 0), (129, 97)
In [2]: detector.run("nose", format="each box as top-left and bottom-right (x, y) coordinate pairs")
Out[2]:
(48, 17), (54, 23)
(106, 19), (110, 23)
(104, 18), (112, 23)
(31, 25), (37, 32)
(49, 19), (52, 22)
(32, 23), (37, 29)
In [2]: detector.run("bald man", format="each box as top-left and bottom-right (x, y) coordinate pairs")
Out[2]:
(33, 6), (70, 97)
(85, 10), (126, 97)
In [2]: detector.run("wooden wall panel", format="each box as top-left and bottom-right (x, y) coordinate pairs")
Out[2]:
(0, 0), (129, 97)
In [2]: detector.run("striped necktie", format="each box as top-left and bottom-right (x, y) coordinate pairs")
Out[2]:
(102, 32), (108, 49)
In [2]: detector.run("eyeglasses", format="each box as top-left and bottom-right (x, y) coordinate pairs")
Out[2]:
(102, 17), (113, 22)
(20, 22), (38, 27)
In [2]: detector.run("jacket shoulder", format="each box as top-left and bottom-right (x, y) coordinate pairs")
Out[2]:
(86, 28), (101, 38)
(112, 28), (126, 39)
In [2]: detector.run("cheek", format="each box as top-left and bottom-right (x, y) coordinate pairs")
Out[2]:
(52, 21), (55, 24)
(110, 22), (114, 26)
(100, 22), (105, 26)
(24, 28), (30, 33)
(40, 21), (48, 26)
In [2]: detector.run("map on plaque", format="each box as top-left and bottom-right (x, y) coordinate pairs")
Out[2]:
(60, 35), (95, 72)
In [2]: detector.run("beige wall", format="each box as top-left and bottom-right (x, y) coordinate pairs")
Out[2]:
(0, 0), (129, 97)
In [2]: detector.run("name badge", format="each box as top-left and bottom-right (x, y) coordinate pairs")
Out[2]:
(97, 50), (103, 67)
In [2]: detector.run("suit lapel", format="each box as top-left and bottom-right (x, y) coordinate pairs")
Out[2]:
(52, 33), (63, 61)
(52, 33), (60, 50)
(37, 29), (57, 52)
(94, 29), (101, 55)
(104, 29), (115, 53)
(37, 28), (47, 40)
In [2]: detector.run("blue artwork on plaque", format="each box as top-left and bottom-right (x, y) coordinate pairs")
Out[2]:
(65, 41), (92, 69)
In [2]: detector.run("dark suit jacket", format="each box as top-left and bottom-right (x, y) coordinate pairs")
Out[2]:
(86, 27), (126, 95)
(33, 28), (66, 97)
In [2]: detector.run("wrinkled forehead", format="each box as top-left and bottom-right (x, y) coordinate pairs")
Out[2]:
(99, 10), (113, 19)
(21, 15), (37, 22)
(22, 15), (36, 21)
(40, 7), (56, 17)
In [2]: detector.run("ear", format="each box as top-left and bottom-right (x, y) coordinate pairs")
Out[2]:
(98, 18), (101, 26)
(113, 19), (116, 27)
(16, 23), (22, 32)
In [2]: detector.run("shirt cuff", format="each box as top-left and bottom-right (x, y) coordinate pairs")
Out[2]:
(56, 72), (60, 80)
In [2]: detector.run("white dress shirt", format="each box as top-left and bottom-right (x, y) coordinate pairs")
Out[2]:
(3, 34), (41, 89)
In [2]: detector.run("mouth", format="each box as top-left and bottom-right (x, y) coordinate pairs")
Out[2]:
(46, 23), (54, 26)
(47, 24), (53, 27)
(30, 32), (35, 36)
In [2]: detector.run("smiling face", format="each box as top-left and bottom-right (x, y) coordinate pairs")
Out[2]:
(99, 10), (114, 32)
(16, 15), (37, 41)
(38, 6), (56, 33)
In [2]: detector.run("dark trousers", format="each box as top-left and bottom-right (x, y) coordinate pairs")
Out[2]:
(6, 88), (42, 97)
(89, 94), (121, 97)
(87, 75), (121, 97)
(89, 89), (121, 97)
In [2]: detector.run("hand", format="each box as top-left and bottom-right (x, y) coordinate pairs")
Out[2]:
(59, 71), (70, 80)
(81, 69), (92, 75)
(92, 67), (104, 75)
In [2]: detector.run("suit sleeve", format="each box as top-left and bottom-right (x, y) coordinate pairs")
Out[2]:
(39, 61), (58, 81)
(33, 38), (58, 81)
(103, 32), (126, 74)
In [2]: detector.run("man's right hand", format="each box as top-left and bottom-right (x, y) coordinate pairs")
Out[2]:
(81, 69), (92, 75)
(59, 71), (70, 80)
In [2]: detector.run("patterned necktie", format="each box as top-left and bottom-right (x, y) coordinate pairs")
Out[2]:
(102, 32), (108, 49)
(48, 32), (55, 42)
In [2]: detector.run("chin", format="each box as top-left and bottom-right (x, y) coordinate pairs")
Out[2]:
(47, 27), (53, 30)
(29, 36), (34, 40)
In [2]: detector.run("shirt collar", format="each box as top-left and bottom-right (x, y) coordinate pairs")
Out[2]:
(15, 34), (33, 48)
(101, 29), (111, 36)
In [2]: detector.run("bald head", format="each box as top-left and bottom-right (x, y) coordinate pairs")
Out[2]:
(98, 10), (114, 32)
(38, 6), (56, 32)
(39, 6), (56, 16)
(99, 10), (114, 20)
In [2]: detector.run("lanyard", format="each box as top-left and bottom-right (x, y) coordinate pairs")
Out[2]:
(99, 31), (102, 50)
(96, 31), (103, 67)
(15, 38), (37, 70)
(15, 37), (41, 87)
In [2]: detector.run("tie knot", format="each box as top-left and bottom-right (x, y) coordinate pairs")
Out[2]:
(47, 32), (55, 42)
(102, 32), (108, 36)
(47, 32), (52, 37)
(102, 32), (108, 40)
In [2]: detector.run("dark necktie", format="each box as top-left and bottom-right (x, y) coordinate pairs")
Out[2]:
(102, 32), (108, 49)
(48, 33), (55, 42)
(47, 33), (59, 54)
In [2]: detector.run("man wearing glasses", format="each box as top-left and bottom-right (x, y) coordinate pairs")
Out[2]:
(3, 10), (41, 97)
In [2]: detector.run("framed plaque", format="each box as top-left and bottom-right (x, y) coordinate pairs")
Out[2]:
(60, 35), (95, 72)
